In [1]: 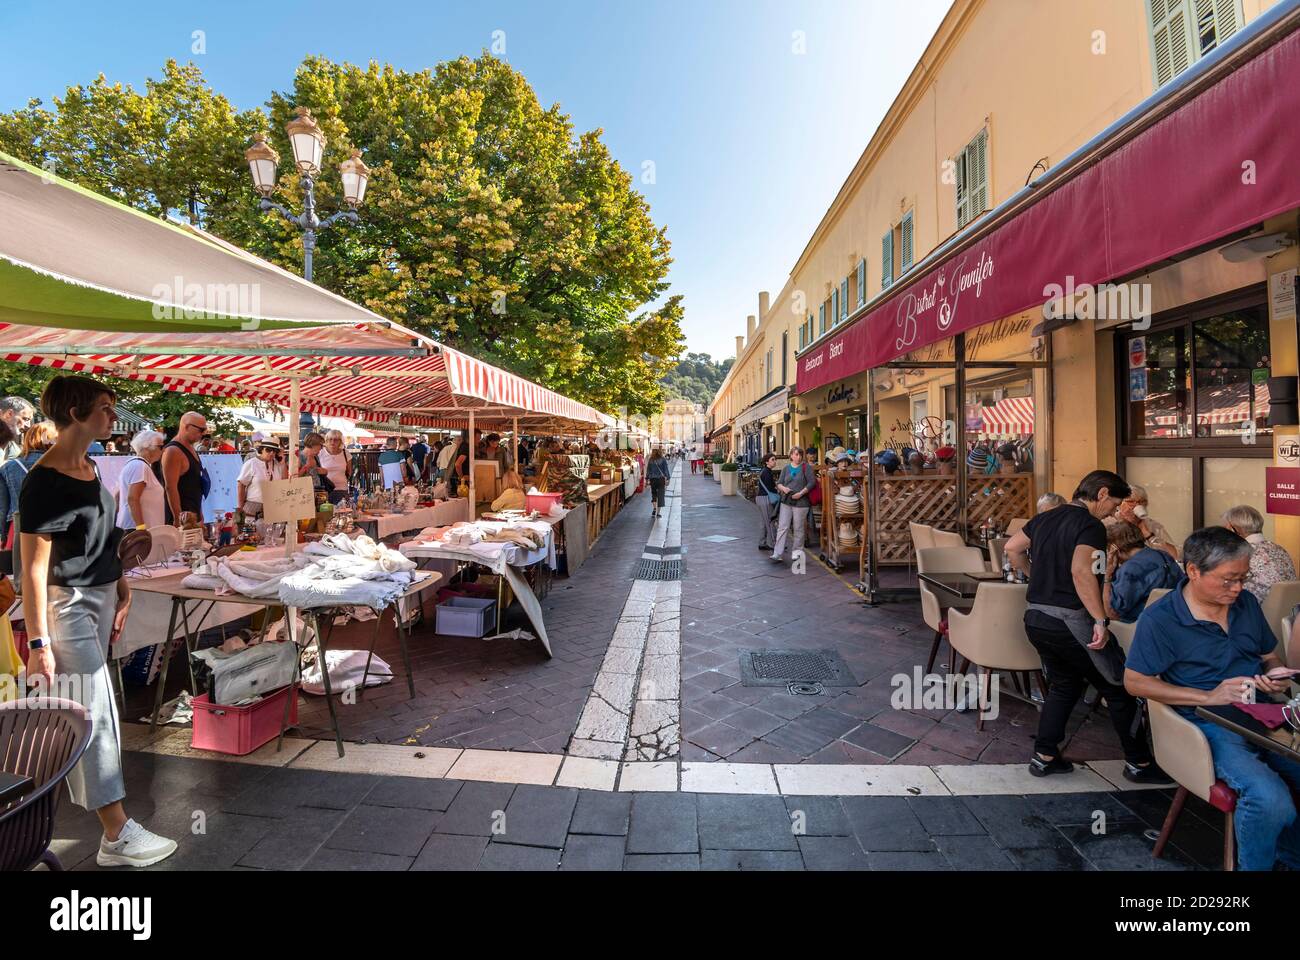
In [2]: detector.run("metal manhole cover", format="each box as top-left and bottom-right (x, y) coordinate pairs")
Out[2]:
(738, 649), (856, 687)
(635, 558), (684, 581)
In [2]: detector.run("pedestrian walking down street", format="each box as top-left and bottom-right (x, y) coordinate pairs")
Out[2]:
(1003, 469), (1169, 784)
(646, 448), (670, 518)
(771, 446), (815, 564)
(756, 452), (779, 551)
(20, 375), (177, 867)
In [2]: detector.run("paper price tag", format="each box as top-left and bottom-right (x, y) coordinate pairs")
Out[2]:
(262, 476), (316, 523)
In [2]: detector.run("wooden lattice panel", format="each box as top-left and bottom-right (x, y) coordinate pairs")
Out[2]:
(869, 472), (1034, 566)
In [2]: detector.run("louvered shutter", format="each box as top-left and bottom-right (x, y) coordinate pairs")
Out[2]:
(900, 211), (915, 273)
(819, 303), (826, 336)
(831, 288), (839, 328)
(1150, 0), (1194, 87)
(856, 259), (866, 307)
(882, 231), (894, 289)
(840, 279), (849, 321)
(971, 130), (988, 223)
(807, 314), (814, 344)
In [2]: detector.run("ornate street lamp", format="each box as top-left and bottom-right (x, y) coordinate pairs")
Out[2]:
(244, 107), (370, 281)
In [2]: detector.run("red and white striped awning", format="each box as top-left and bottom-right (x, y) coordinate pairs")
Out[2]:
(0, 321), (605, 430)
(1148, 383), (1270, 427)
(977, 396), (1034, 436)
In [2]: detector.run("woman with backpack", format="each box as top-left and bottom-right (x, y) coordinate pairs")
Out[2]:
(756, 453), (779, 551)
(771, 446), (816, 565)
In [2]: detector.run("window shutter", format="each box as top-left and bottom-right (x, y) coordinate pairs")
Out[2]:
(856, 259), (866, 307)
(831, 288), (839, 328)
(882, 231), (894, 289)
(900, 211), (914, 273)
(972, 130), (988, 222)
(819, 303), (826, 336)
(807, 314), (814, 344)
(840, 279), (849, 321)
(1150, 0), (1194, 87)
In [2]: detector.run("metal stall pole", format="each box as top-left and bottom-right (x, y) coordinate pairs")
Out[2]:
(512, 416), (519, 473)
(955, 334), (968, 546)
(287, 378), (300, 559)
(468, 409), (477, 516)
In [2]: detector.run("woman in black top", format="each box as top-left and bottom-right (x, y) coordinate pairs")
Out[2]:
(21, 375), (177, 867)
(1004, 469), (1164, 783)
(756, 453), (779, 551)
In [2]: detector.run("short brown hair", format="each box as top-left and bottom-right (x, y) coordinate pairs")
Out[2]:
(21, 421), (57, 457)
(41, 375), (116, 429)
(1106, 519), (1146, 555)
(302, 432), (325, 449)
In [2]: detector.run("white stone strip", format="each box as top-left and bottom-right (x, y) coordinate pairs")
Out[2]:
(123, 731), (1144, 798)
(569, 462), (684, 761)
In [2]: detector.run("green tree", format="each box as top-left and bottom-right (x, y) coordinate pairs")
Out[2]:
(660, 352), (733, 406)
(0, 55), (684, 417)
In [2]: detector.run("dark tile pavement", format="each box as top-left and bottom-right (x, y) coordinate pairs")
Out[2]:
(46, 752), (1221, 872)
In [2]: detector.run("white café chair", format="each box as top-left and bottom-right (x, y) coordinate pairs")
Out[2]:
(932, 529), (967, 550)
(918, 546), (990, 676)
(946, 582), (1042, 731)
(1259, 580), (1300, 651)
(1148, 700), (1238, 871)
(1109, 587), (1173, 655)
(1006, 517), (1029, 535)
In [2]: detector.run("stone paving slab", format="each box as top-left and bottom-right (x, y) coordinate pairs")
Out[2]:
(54, 735), (1225, 872)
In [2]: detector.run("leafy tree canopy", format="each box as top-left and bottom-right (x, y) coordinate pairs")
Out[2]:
(0, 56), (683, 418)
(659, 352), (733, 406)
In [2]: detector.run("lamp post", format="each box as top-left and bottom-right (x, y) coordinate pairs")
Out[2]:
(244, 107), (370, 282)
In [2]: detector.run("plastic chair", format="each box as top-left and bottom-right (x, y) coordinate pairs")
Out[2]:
(1148, 699), (1237, 871)
(1259, 580), (1300, 651)
(908, 522), (936, 553)
(1006, 517), (1029, 535)
(931, 529), (966, 550)
(0, 697), (92, 871)
(918, 547), (989, 676)
(947, 583), (1042, 730)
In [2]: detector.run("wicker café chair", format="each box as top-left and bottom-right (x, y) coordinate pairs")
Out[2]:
(0, 697), (93, 871)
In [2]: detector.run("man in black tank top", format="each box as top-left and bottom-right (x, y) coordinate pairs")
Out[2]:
(161, 411), (208, 524)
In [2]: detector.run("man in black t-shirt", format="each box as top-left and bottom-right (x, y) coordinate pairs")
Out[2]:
(1005, 469), (1166, 784)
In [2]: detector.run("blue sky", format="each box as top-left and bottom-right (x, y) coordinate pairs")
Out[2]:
(0, 0), (951, 362)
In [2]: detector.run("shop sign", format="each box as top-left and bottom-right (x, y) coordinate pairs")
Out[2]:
(1276, 434), (1300, 465)
(1266, 467), (1300, 516)
(1271, 268), (1297, 323)
(827, 382), (858, 406)
(905, 313), (1036, 364)
(1129, 337), (1146, 369)
(880, 415), (948, 455)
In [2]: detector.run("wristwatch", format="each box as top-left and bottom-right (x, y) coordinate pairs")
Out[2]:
(27, 636), (50, 650)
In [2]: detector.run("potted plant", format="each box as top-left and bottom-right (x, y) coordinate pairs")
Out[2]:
(720, 460), (739, 496)
(711, 453), (724, 481)
(935, 446), (956, 476)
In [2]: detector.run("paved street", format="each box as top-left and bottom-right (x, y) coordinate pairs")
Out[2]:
(82, 463), (1228, 871)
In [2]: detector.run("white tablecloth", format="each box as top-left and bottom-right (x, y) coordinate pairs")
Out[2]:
(116, 562), (266, 658)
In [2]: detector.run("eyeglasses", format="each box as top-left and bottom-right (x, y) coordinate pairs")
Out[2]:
(1205, 575), (1248, 589)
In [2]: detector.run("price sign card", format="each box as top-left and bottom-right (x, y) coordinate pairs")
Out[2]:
(262, 476), (316, 523)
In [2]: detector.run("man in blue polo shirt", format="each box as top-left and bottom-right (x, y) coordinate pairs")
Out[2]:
(1126, 525), (1300, 871)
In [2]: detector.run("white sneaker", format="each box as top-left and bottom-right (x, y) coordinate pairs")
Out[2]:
(96, 818), (178, 868)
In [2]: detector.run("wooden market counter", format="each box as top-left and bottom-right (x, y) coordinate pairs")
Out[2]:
(586, 482), (623, 547)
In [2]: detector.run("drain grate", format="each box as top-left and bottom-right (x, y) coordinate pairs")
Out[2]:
(635, 558), (684, 581)
(738, 649), (856, 687)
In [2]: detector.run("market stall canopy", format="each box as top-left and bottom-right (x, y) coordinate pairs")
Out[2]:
(0, 150), (398, 333)
(230, 407), (374, 440)
(0, 150), (604, 431)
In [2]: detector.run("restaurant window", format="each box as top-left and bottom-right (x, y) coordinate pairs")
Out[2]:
(1118, 291), (1270, 535)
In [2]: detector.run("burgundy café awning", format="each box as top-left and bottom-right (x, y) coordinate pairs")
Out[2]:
(796, 0), (1300, 396)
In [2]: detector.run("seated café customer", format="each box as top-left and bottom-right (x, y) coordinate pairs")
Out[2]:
(1004, 470), (1167, 783)
(1104, 518), (1182, 623)
(1222, 505), (1296, 603)
(1036, 492), (1065, 513)
(21, 375), (176, 866)
(1126, 526), (1300, 871)
(1104, 483), (1178, 561)
(491, 470), (527, 512)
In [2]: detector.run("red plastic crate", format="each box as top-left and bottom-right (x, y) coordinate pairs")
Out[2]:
(191, 684), (298, 756)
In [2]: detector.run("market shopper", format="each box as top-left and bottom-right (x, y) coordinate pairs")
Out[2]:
(319, 429), (352, 505)
(771, 446), (815, 565)
(0, 420), (54, 539)
(1221, 504), (1296, 603)
(114, 429), (166, 529)
(409, 434), (430, 477)
(756, 452), (779, 551)
(1004, 469), (1168, 783)
(0, 396), (34, 462)
(21, 375), (177, 867)
(491, 470), (527, 512)
(1036, 492), (1066, 512)
(1126, 526), (1300, 871)
(1103, 518), (1182, 623)
(646, 449), (670, 518)
(236, 440), (283, 519)
(160, 410), (208, 525)
(298, 432), (328, 494)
